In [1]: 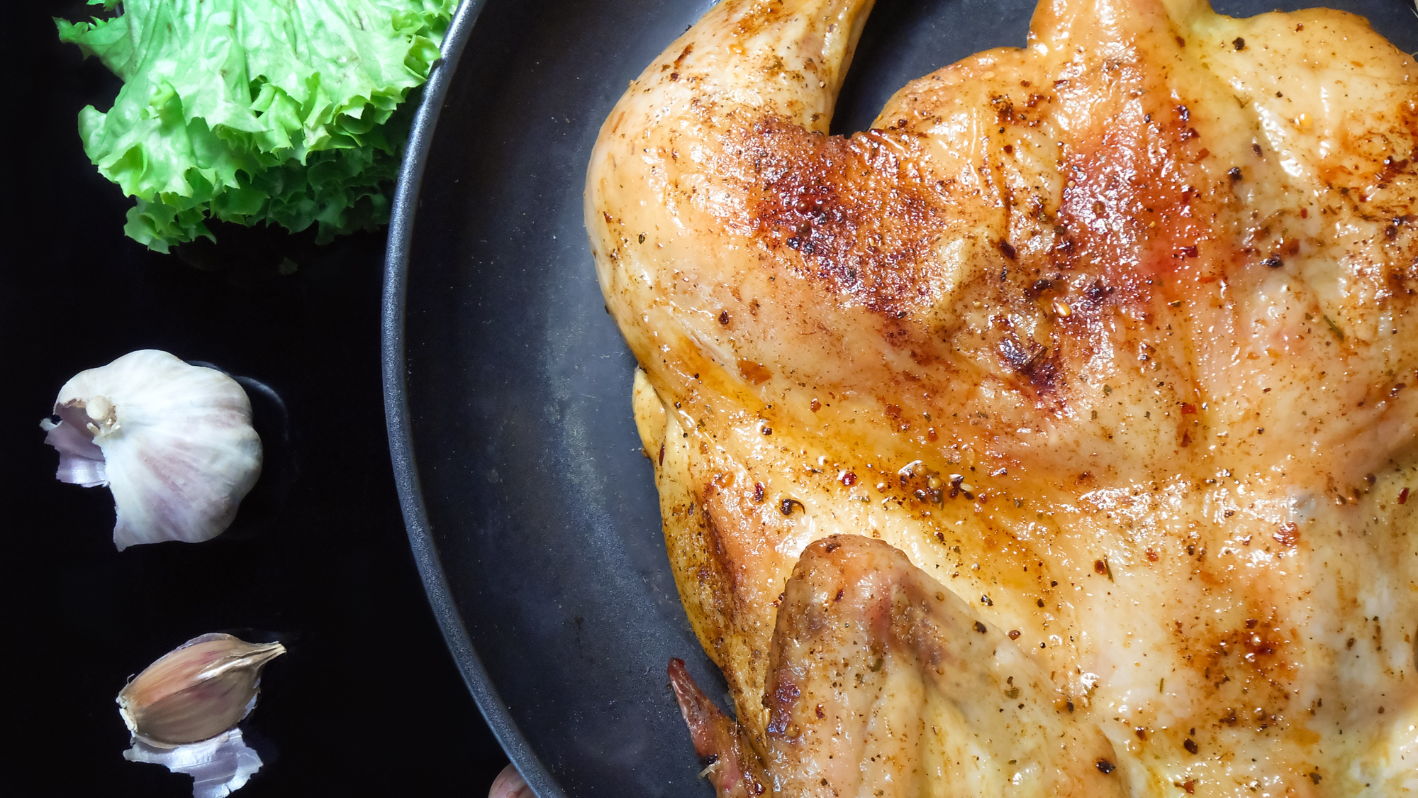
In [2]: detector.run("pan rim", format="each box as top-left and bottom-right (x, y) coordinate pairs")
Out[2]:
(379, 2), (567, 796)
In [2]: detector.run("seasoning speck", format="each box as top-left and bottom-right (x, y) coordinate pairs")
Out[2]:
(1274, 522), (1299, 547)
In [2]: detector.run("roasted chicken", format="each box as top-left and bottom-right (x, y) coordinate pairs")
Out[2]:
(586, 0), (1418, 794)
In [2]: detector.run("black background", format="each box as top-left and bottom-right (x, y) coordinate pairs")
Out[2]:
(0, 1), (507, 795)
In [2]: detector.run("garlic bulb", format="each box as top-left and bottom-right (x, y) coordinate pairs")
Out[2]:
(118, 633), (286, 747)
(41, 350), (262, 550)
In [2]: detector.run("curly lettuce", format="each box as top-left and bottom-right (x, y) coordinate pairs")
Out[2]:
(57, 0), (456, 252)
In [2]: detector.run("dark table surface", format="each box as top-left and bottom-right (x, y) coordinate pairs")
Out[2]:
(0, 2), (508, 795)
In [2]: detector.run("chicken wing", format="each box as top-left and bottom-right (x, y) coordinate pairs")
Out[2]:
(671, 534), (1127, 796)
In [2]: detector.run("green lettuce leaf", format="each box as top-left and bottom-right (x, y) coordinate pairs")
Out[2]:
(57, 0), (456, 252)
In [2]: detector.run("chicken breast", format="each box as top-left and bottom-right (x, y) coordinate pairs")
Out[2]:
(586, 0), (1418, 794)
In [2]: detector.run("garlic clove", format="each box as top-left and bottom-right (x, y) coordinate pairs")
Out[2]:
(41, 350), (263, 550)
(489, 763), (534, 798)
(118, 633), (285, 748)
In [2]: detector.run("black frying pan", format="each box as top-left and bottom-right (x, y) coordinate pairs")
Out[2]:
(382, 1), (1418, 795)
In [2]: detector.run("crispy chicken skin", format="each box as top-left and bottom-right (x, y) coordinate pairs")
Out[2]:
(588, 0), (1418, 794)
(670, 535), (1128, 796)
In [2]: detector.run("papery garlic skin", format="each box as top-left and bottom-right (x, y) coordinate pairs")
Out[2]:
(41, 350), (262, 550)
(124, 728), (264, 798)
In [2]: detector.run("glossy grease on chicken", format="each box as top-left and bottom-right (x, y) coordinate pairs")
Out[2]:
(587, 0), (1418, 794)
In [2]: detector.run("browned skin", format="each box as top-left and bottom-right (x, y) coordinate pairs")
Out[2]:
(670, 658), (773, 798)
(592, 0), (1418, 794)
(672, 535), (1127, 796)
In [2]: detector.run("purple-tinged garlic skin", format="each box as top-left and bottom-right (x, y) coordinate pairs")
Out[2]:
(44, 400), (108, 486)
(41, 350), (262, 550)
